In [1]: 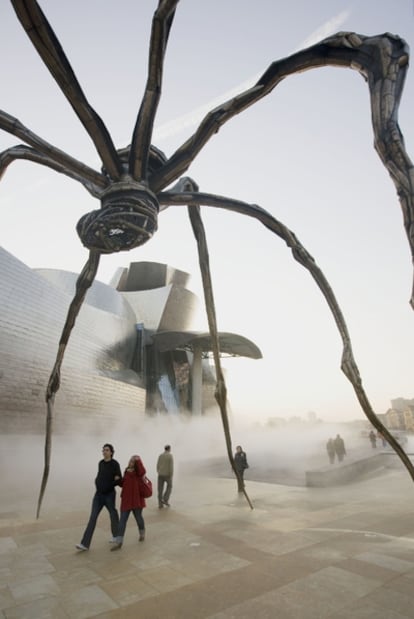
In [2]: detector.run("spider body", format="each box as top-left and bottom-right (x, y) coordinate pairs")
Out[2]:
(1, 1), (414, 517)
(76, 144), (169, 252)
(76, 179), (160, 253)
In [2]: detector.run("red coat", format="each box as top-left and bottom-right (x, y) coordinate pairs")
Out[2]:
(120, 456), (146, 511)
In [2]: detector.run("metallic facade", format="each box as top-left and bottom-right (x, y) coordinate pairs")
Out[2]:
(0, 248), (260, 432)
(0, 248), (196, 432)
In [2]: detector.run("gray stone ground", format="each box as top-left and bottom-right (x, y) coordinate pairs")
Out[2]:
(1, 434), (414, 618)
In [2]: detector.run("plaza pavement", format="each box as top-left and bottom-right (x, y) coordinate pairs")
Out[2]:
(1, 463), (414, 618)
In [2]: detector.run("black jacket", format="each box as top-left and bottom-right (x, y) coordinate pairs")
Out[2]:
(234, 451), (248, 473)
(95, 458), (122, 494)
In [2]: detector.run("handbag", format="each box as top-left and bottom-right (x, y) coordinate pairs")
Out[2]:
(139, 475), (153, 498)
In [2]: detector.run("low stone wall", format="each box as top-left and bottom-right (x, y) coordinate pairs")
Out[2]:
(305, 452), (394, 487)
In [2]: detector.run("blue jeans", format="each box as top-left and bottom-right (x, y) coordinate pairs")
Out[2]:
(115, 508), (145, 543)
(80, 491), (119, 548)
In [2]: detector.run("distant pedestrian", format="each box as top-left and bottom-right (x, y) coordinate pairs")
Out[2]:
(377, 431), (387, 448)
(111, 455), (147, 551)
(326, 438), (336, 464)
(369, 430), (377, 448)
(234, 445), (249, 492)
(334, 434), (346, 462)
(157, 445), (174, 508)
(76, 443), (122, 551)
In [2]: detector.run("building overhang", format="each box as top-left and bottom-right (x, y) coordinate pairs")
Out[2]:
(151, 330), (262, 360)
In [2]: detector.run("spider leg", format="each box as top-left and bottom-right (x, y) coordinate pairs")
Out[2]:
(0, 145), (103, 198)
(36, 251), (101, 519)
(159, 186), (414, 484)
(10, 0), (122, 180)
(129, 0), (179, 181)
(182, 178), (253, 507)
(151, 33), (410, 192)
(0, 111), (107, 191)
(150, 34), (414, 304)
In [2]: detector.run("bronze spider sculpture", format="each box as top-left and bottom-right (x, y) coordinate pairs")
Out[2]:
(1, 1), (414, 518)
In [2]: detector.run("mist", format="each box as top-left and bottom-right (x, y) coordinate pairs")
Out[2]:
(0, 409), (376, 520)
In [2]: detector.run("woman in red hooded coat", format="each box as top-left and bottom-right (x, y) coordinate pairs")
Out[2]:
(111, 455), (147, 550)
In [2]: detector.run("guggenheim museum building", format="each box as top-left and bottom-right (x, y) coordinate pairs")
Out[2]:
(0, 247), (261, 433)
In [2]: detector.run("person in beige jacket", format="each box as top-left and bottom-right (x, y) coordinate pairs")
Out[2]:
(157, 445), (174, 508)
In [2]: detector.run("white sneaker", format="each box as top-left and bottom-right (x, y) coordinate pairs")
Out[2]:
(108, 537), (117, 543)
(76, 543), (88, 551)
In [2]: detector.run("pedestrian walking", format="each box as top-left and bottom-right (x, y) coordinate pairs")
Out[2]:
(111, 455), (148, 550)
(326, 438), (336, 464)
(334, 434), (346, 462)
(157, 445), (174, 508)
(234, 445), (249, 492)
(76, 443), (122, 551)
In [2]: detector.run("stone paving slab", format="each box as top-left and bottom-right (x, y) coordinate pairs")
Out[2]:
(1, 469), (414, 618)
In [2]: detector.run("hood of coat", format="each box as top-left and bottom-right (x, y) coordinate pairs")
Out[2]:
(128, 455), (142, 472)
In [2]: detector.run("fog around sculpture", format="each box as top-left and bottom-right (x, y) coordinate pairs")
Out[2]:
(1, 412), (383, 517)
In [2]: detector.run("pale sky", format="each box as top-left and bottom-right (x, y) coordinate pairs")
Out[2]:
(1, 0), (414, 423)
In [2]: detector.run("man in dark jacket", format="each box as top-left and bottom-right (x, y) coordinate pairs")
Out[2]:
(334, 434), (346, 462)
(234, 445), (249, 492)
(76, 443), (122, 551)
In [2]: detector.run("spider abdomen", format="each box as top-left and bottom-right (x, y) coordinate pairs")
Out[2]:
(76, 181), (159, 253)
